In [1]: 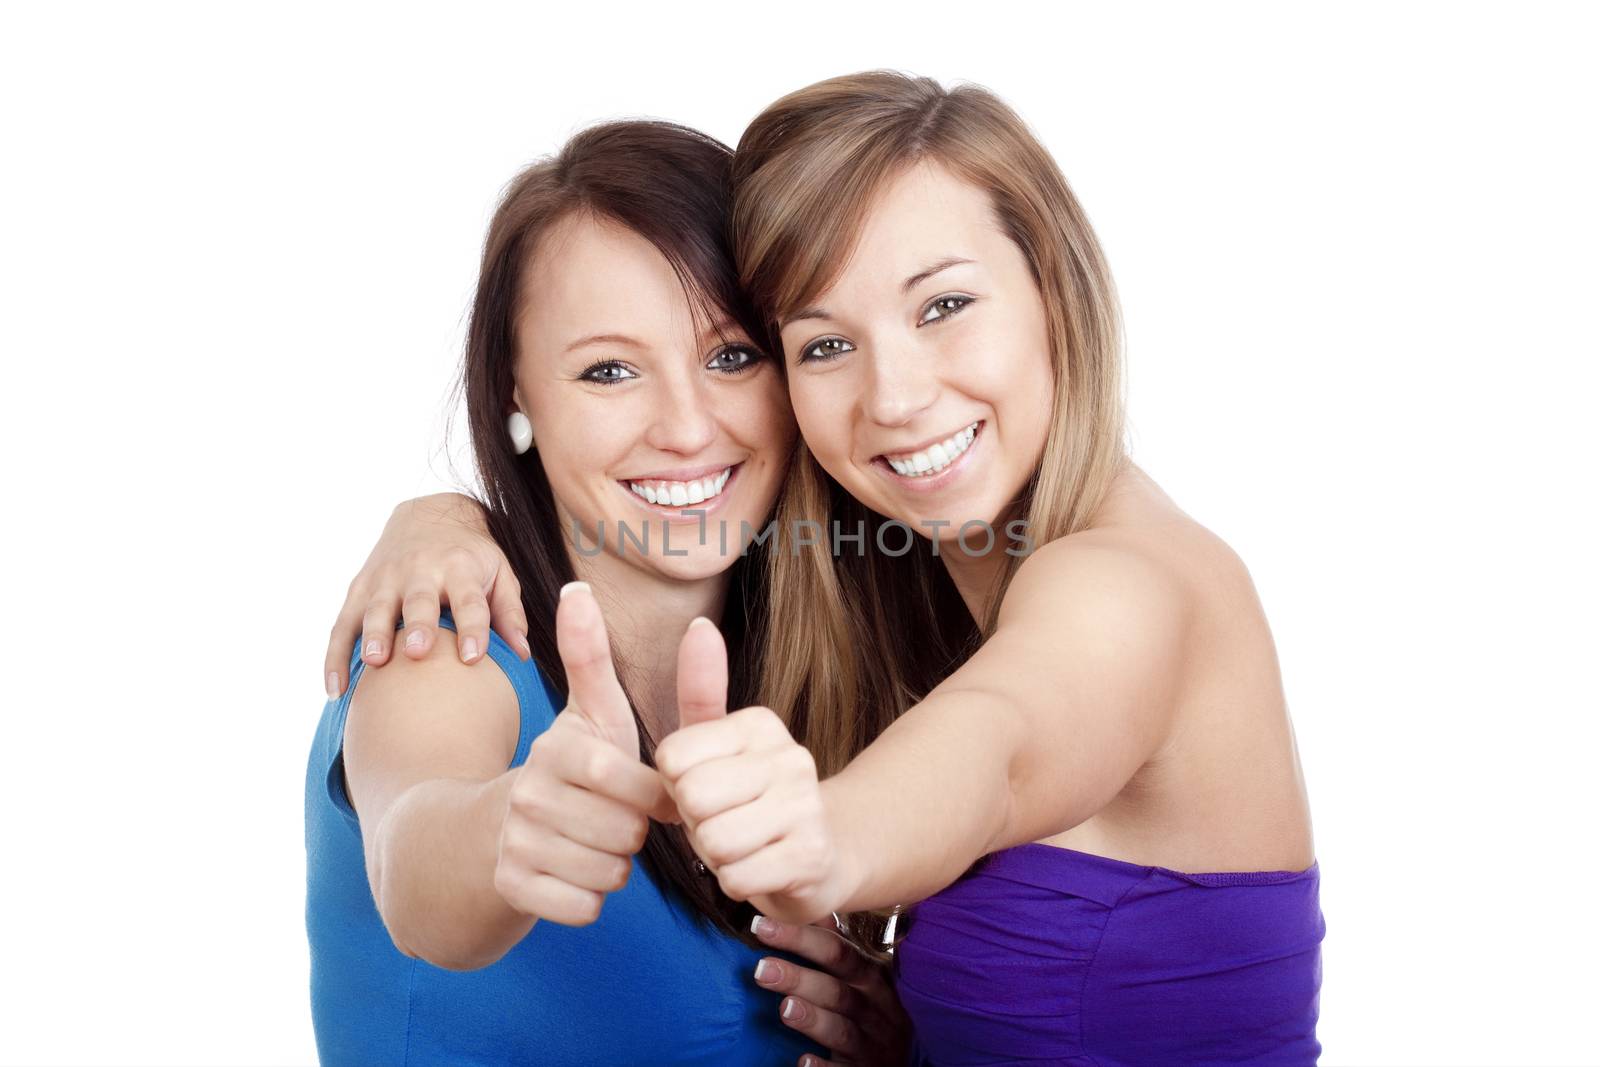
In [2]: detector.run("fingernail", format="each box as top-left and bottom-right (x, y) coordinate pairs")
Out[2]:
(325, 673), (340, 700)
(781, 997), (803, 1022)
(753, 959), (778, 984)
(560, 581), (590, 599)
(364, 639), (382, 660)
(405, 629), (426, 650)
(751, 915), (775, 938)
(688, 616), (713, 630)
(462, 637), (480, 661)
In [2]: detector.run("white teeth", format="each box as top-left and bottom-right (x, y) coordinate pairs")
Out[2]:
(883, 423), (979, 478)
(626, 466), (735, 507)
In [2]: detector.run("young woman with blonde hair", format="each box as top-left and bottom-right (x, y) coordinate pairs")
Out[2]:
(333, 72), (1322, 1064)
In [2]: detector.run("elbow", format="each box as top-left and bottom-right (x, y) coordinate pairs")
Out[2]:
(374, 878), (514, 973)
(379, 905), (513, 972)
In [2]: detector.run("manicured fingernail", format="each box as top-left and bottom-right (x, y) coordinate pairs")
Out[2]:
(462, 637), (480, 661)
(325, 673), (340, 700)
(751, 915), (775, 938)
(405, 629), (426, 650)
(781, 997), (803, 1022)
(364, 639), (382, 659)
(753, 959), (778, 984)
(560, 581), (590, 599)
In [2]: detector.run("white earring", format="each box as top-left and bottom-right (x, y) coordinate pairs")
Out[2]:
(507, 411), (534, 454)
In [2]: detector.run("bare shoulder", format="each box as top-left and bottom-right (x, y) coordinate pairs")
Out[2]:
(343, 631), (523, 822)
(1000, 525), (1194, 645)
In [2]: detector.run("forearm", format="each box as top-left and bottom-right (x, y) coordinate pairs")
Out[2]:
(823, 687), (1024, 913)
(368, 771), (532, 970)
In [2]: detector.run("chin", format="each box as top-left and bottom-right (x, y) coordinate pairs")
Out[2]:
(637, 547), (745, 583)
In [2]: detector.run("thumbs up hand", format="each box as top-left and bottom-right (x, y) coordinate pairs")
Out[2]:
(491, 582), (676, 927)
(656, 617), (854, 925)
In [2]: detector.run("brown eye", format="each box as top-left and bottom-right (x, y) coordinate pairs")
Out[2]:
(919, 294), (975, 325)
(799, 337), (854, 363)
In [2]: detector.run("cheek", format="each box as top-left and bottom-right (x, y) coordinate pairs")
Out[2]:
(744, 372), (799, 448)
(785, 379), (844, 462)
(527, 395), (627, 497)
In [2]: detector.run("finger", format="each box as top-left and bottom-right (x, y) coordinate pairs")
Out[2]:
(691, 792), (791, 869)
(442, 570), (492, 665)
(491, 869), (604, 926)
(551, 727), (673, 816)
(751, 916), (875, 985)
(778, 997), (867, 1062)
(672, 753), (770, 825)
(500, 822), (632, 894)
(359, 593), (401, 667)
(399, 586), (443, 660)
(676, 616), (728, 728)
(324, 584), (369, 699)
(555, 582), (637, 755)
(509, 772), (650, 855)
(655, 706), (788, 782)
(720, 838), (832, 915)
(798, 1055), (852, 1067)
(487, 565), (531, 660)
(753, 957), (869, 1018)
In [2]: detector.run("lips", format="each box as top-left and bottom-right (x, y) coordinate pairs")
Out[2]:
(879, 421), (980, 477)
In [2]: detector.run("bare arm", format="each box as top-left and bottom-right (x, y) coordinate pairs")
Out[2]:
(343, 585), (671, 969)
(342, 634), (531, 970)
(824, 541), (1190, 910)
(658, 538), (1191, 922)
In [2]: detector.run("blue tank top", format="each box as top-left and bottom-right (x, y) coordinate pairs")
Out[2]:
(304, 613), (818, 1065)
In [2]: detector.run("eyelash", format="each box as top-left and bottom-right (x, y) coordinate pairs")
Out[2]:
(578, 345), (765, 386)
(798, 294), (977, 364)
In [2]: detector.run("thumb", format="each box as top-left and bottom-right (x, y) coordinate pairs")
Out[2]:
(676, 616), (729, 730)
(555, 582), (639, 757)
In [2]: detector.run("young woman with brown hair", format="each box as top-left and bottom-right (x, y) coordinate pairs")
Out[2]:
(305, 119), (902, 1066)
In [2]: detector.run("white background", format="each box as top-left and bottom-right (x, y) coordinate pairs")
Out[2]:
(3, 2), (1596, 1064)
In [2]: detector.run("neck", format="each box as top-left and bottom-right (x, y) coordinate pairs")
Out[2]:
(939, 543), (1011, 624)
(566, 544), (729, 744)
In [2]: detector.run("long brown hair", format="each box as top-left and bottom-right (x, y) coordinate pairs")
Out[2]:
(731, 72), (1129, 946)
(459, 120), (771, 944)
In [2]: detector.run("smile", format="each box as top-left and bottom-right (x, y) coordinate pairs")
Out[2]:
(880, 422), (980, 477)
(624, 465), (735, 507)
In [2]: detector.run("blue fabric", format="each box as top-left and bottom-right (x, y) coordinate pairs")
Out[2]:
(305, 612), (815, 1065)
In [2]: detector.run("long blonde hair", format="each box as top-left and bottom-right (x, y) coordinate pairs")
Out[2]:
(734, 72), (1129, 776)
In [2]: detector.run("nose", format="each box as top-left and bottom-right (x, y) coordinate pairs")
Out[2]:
(862, 339), (938, 428)
(642, 366), (719, 456)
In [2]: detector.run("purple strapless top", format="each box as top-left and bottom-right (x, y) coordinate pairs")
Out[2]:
(894, 844), (1323, 1066)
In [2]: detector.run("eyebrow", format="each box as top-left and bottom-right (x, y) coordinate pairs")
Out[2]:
(564, 332), (647, 354)
(783, 256), (977, 326)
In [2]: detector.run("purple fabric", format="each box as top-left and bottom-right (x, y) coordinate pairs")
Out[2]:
(895, 844), (1323, 1066)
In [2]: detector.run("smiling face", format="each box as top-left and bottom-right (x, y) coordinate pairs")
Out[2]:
(778, 161), (1056, 543)
(513, 211), (795, 582)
